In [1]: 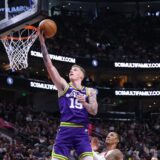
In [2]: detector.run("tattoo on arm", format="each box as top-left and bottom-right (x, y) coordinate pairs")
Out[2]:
(89, 92), (97, 104)
(88, 89), (98, 115)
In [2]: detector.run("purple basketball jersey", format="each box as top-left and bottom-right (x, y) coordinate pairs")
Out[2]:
(52, 84), (93, 159)
(58, 83), (89, 127)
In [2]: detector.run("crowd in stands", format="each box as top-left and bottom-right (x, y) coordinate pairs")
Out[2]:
(1, 9), (160, 90)
(0, 8), (160, 160)
(0, 101), (56, 160)
(0, 7), (159, 63)
(0, 100), (159, 160)
(28, 10), (160, 89)
(35, 9), (160, 63)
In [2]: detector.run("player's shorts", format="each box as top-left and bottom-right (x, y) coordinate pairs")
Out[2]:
(52, 122), (93, 160)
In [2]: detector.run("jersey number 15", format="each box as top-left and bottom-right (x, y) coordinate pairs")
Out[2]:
(69, 98), (83, 109)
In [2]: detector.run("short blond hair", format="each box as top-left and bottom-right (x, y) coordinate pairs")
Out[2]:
(71, 64), (86, 78)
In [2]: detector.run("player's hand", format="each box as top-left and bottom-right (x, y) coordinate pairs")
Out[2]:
(76, 95), (86, 105)
(91, 137), (100, 151)
(38, 30), (45, 44)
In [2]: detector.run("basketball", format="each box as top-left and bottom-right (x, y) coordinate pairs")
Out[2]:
(39, 19), (57, 39)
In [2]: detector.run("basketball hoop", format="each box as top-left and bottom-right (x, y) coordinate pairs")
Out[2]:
(0, 26), (39, 70)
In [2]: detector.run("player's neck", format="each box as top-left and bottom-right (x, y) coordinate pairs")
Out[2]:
(106, 144), (117, 151)
(70, 81), (83, 90)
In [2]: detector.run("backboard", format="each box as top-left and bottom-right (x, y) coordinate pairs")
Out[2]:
(0, 0), (48, 36)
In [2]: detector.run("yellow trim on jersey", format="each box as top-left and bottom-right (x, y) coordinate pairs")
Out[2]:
(60, 122), (84, 127)
(69, 82), (84, 90)
(79, 152), (93, 160)
(58, 85), (70, 97)
(86, 87), (90, 97)
(52, 152), (68, 160)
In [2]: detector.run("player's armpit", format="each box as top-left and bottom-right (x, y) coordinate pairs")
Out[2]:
(58, 82), (70, 97)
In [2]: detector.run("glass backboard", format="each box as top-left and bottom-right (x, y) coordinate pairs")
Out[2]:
(0, 0), (48, 36)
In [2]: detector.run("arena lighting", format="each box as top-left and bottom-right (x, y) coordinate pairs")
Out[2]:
(96, 43), (100, 47)
(115, 90), (160, 96)
(30, 81), (57, 90)
(114, 62), (160, 68)
(6, 77), (14, 85)
(151, 113), (160, 115)
(107, 111), (134, 115)
(92, 59), (98, 67)
(30, 51), (76, 63)
(108, 118), (133, 121)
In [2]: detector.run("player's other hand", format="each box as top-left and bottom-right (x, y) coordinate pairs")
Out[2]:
(76, 95), (86, 105)
(91, 137), (100, 151)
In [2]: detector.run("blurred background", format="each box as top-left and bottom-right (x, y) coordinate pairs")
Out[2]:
(0, 0), (160, 159)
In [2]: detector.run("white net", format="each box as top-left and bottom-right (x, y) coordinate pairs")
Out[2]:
(1, 26), (38, 70)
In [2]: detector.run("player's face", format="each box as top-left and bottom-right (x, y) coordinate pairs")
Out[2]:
(105, 132), (119, 145)
(69, 67), (84, 81)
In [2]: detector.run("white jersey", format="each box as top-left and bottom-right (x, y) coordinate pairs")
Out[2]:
(93, 149), (116, 160)
(93, 151), (105, 160)
(105, 150), (115, 157)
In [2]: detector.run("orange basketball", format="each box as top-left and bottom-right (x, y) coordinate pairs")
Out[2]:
(39, 19), (57, 39)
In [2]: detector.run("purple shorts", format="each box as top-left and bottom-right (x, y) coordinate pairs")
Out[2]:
(52, 126), (93, 159)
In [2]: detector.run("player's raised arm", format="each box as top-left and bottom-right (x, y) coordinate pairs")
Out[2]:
(91, 137), (100, 152)
(39, 32), (67, 91)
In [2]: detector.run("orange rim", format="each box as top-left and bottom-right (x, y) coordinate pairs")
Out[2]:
(0, 25), (39, 40)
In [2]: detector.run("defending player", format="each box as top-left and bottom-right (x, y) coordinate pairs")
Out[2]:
(39, 32), (98, 160)
(91, 132), (123, 160)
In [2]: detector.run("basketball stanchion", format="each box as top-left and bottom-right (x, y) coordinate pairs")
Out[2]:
(0, 26), (39, 70)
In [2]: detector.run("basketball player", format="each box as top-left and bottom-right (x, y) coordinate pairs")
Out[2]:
(39, 32), (98, 160)
(91, 132), (123, 160)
